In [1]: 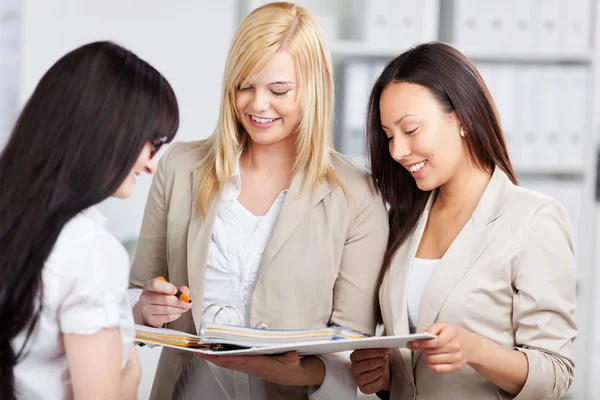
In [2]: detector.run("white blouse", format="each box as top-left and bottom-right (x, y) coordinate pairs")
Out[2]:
(130, 156), (355, 400)
(12, 207), (134, 400)
(407, 258), (440, 334)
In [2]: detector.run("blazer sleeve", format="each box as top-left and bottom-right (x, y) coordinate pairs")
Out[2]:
(129, 144), (178, 290)
(330, 182), (389, 336)
(512, 200), (577, 400)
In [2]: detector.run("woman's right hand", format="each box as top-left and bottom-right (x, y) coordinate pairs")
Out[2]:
(133, 277), (192, 327)
(350, 348), (391, 394)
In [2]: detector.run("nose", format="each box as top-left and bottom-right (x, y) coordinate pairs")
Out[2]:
(389, 135), (411, 162)
(145, 156), (158, 174)
(251, 89), (270, 113)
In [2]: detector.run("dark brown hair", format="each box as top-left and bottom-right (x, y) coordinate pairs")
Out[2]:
(0, 41), (179, 399)
(367, 42), (517, 299)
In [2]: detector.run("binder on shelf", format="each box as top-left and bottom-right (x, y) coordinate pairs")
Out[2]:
(533, 0), (563, 52)
(478, 64), (518, 162)
(565, 0), (592, 52)
(452, 0), (489, 48)
(539, 66), (564, 169)
(563, 67), (589, 170)
(340, 62), (372, 157)
(370, 61), (387, 84)
(487, 1), (510, 49)
(363, 0), (419, 48)
(507, 0), (534, 51)
(513, 66), (542, 170)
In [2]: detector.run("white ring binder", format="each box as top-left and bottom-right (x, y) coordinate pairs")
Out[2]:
(200, 303), (243, 334)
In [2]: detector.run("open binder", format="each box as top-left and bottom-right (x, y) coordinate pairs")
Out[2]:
(135, 302), (436, 356)
(135, 323), (435, 356)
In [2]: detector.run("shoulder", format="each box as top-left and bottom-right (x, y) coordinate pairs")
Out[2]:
(492, 182), (572, 254)
(330, 153), (379, 202)
(503, 184), (570, 228)
(158, 140), (211, 175)
(47, 209), (129, 279)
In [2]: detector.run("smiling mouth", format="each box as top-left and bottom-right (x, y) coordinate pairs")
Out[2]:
(407, 160), (427, 173)
(249, 114), (280, 124)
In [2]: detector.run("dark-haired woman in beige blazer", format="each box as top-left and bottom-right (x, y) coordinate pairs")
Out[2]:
(350, 42), (577, 400)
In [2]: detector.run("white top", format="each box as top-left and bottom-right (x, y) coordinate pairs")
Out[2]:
(13, 207), (134, 400)
(407, 258), (440, 334)
(129, 155), (355, 400)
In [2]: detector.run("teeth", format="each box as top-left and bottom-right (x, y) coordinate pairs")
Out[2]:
(409, 160), (427, 173)
(251, 115), (276, 124)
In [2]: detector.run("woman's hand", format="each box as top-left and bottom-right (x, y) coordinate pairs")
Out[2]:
(349, 349), (390, 394)
(196, 352), (326, 387)
(408, 322), (477, 374)
(132, 277), (192, 327)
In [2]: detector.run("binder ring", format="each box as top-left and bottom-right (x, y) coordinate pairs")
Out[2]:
(200, 303), (244, 333)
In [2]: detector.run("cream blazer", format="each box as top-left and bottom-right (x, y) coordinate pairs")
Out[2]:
(130, 142), (389, 400)
(380, 168), (577, 400)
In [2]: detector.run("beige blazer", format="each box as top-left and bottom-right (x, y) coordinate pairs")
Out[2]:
(130, 141), (389, 400)
(380, 168), (577, 400)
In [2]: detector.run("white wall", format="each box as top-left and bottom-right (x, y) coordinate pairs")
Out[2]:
(20, 0), (237, 241)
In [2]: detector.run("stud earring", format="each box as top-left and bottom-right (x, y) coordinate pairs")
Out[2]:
(460, 128), (465, 137)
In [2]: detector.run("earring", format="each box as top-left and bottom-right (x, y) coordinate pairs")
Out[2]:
(460, 128), (465, 137)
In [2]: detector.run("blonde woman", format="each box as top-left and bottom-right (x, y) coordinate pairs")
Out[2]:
(128, 2), (389, 399)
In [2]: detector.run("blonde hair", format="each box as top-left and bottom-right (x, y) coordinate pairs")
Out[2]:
(194, 1), (347, 217)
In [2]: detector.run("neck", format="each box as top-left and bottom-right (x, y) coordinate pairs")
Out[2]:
(435, 163), (493, 215)
(242, 137), (295, 175)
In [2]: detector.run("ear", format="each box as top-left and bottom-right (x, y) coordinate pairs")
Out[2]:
(449, 111), (464, 137)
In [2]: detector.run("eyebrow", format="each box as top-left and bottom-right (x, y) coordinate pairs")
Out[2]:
(381, 114), (416, 129)
(269, 81), (295, 85)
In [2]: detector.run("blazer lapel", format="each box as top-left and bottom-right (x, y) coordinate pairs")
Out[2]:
(413, 168), (509, 366)
(414, 219), (493, 335)
(254, 170), (330, 287)
(187, 170), (219, 334)
(386, 193), (435, 381)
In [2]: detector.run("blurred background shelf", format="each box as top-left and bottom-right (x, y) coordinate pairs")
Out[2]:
(331, 39), (592, 64)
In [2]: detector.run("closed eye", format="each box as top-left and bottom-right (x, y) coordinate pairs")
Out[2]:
(271, 90), (290, 97)
(405, 127), (418, 135)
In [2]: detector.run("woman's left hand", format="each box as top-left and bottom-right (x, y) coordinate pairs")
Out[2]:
(196, 351), (325, 386)
(407, 322), (478, 374)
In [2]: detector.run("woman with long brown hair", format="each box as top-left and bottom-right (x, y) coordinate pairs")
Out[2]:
(0, 41), (179, 400)
(350, 42), (576, 399)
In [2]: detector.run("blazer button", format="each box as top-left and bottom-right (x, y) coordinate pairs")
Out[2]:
(255, 323), (269, 329)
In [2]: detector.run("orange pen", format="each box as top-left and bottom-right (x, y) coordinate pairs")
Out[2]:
(157, 276), (192, 303)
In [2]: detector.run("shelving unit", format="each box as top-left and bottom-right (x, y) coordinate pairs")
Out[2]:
(330, 39), (593, 64)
